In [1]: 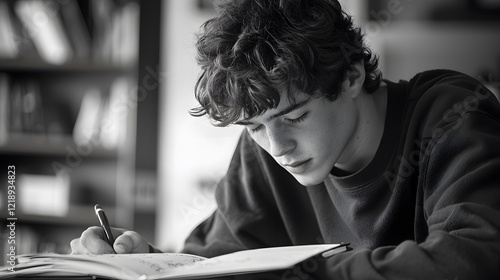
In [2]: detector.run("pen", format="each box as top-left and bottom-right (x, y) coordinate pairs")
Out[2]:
(94, 204), (116, 252)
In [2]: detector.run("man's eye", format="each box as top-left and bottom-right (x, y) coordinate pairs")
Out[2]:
(286, 112), (308, 124)
(249, 125), (263, 133)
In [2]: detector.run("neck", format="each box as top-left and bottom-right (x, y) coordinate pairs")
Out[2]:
(335, 83), (388, 174)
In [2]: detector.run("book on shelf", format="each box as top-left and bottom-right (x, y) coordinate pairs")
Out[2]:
(14, 0), (73, 65)
(112, 1), (140, 65)
(73, 77), (131, 149)
(99, 77), (131, 149)
(0, 1), (41, 60)
(0, 244), (349, 280)
(58, 0), (92, 60)
(0, 75), (50, 143)
(0, 73), (10, 145)
(21, 79), (45, 134)
(7, 78), (46, 136)
(8, 81), (23, 134)
(90, 0), (139, 65)
(2, 0), (140, 65)
(72, 88), (104, 145)
(0, 1), (20, 59)
(90, 0), (114, 62)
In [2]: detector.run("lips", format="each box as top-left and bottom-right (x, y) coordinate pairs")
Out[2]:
(281, 159), (311, 174)
(282, 160), (308, 167)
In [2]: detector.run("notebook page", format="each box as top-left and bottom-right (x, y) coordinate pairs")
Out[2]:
(4, 253), (206, 279)
(150, 244), (341, 280)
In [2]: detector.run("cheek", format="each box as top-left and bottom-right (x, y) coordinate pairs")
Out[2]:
(309, 128), (335, 157)
(303, 109), (345, 156)
(308, 114), (336, 145)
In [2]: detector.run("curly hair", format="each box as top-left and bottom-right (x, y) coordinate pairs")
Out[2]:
(190, 0), (381, 126)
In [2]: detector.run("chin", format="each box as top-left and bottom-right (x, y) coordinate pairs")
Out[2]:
(292, 172), (327, 187)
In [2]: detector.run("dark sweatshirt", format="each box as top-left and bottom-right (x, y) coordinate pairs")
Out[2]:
(182, 70), (500, 279)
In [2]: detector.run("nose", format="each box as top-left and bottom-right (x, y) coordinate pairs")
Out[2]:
(267, 126), (295, 157)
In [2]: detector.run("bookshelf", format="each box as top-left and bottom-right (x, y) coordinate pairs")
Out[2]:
(0, 0), (160, 256)
(0, 58), (131, 72)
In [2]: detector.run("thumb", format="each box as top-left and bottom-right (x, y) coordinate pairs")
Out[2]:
(113, 231), (149, 253)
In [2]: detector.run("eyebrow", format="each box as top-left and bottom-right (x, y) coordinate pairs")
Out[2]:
(234, 98), (311, 125)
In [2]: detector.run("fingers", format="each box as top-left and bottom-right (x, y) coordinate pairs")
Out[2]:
(70, 227), (149, 255)
(70, 226), (117, 254)
(70, 238), (90, 254)
(114, 231), (150, 254)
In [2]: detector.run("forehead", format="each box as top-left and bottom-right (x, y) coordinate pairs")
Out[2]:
(235, 88), (311, 124)
(270, 88), (304, 110)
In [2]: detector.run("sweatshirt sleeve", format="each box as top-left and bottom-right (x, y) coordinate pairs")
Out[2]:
(311, 77), (500, 279)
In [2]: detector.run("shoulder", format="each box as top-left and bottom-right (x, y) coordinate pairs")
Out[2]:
(406, 69), (494, 102)
(401, 69), (500, 137)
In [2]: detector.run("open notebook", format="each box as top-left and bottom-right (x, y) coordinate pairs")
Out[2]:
(0, 244), (348, 279)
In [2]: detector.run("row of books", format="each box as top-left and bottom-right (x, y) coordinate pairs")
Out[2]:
(0, 73), (45, 142)
(0, 73), (131, 149)
(0, 0), (139, 65)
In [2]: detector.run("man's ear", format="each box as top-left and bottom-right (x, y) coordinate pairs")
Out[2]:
(342, 61), (365, 99)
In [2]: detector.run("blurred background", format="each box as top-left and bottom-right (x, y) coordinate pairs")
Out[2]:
(0, 0), (499, 260)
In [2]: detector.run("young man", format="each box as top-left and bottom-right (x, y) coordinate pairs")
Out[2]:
(71, 0), (500, 278)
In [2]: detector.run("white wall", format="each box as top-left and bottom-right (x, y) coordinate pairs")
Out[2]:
(157, 0), (243, 252)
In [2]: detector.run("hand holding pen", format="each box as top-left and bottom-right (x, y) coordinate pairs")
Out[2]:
(69, 204), (153, 254)
(94, 204), (116, 253)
